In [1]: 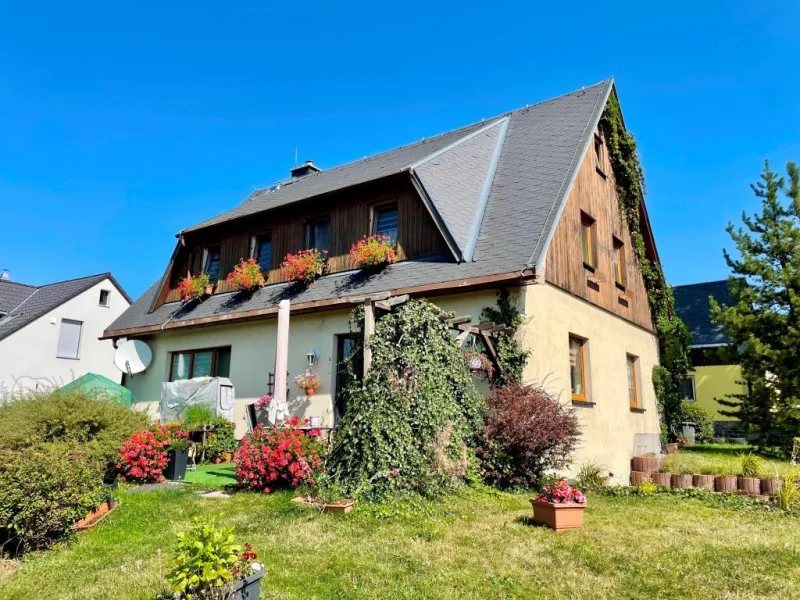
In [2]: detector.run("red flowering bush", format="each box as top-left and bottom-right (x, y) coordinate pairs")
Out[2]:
(536, 480), (586, 504)
(349, 235), (397, 268)
(234, 417), (325, 493)
(280, 249), (327, 284)
(178, 273), (210, 302)
(117, 430), (168, 483)
(226, 258), (266, 291)
(154, 422), (190, 451)
(476, 383), (581, 488)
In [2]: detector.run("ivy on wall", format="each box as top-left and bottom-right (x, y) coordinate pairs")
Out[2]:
(599, 94), (692, 433)
(480, 289), (531, 386)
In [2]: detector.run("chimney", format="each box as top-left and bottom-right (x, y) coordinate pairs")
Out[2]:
(0, 269), (9, 281)
(290, 160), (321, 179)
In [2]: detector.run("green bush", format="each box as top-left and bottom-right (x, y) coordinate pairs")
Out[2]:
(672, 400), (715, 443)
(181, 405), (215, 430)
(0, 389), (148, 480)
(0, 443), (105, 552)
(203, 417), (237, 462)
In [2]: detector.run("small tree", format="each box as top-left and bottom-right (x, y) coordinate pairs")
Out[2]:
(711, 160), (800, 452)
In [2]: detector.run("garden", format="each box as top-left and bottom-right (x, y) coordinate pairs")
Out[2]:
(2, 297), (800, 599)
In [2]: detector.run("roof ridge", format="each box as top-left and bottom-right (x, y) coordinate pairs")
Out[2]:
(39, 272), (111, 288)
(674, 279), (731, 288)
(0, 279), (37, 289)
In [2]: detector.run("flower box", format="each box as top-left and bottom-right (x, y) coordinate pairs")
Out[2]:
(530, 499), (585, 532)
(280, 249), (327, 285)
(714, 475), (738, 493)
(178, 273), (212, 302)
(74, 498), (118, 531)
(349, 235), (397, 269)
(226, 258), (266, 292)
(291, 496), (355, 513)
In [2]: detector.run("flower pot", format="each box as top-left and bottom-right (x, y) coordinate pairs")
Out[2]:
(653, 472), (672, 488)
(305, 387), (317, 396)
(530, 499), (586, 532)
(714, 475), (738, 493)
(291, 496), (355, 513)
(164, 449), (188, 481)
(665, 443), (678, 454)
(693, 474), (714, 491)
(630, 471), (651, 486)
(760, 477), (783, 496)
(74, 498), (118, 531)
(231, 570), (262, 600)
(738, 476), (761, 496)
(631, 455), (660, 474)
(204, 283), (214, 296)
(671, 474), (693, 490)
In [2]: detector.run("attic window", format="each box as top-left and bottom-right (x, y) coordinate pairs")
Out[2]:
(580, 212), (597, 271)
(251, 234), (272, 272)
(304, 217), (330, 253)
(373, 204), (398, 244)
(594, 134), (606, 177)
(203, 245), (221, 281)
(99, 289), (110, 307)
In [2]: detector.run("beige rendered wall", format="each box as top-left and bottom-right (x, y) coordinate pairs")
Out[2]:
(521, 283), (662, 484)
(0, 279), (130, 396)
(125, 290), (498, 438)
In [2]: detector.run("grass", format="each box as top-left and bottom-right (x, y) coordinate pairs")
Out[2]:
(183, 462), (237, 488)
(661, 443), (797, 478)
(1, 487), (799, 599)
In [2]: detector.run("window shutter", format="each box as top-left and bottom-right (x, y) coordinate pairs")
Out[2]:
(57, 319), (83, 359)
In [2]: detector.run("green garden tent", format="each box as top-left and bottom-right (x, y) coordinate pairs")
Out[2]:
(60, 373), (134, 407)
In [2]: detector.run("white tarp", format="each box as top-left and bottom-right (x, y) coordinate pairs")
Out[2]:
(160, 377), (235, 423)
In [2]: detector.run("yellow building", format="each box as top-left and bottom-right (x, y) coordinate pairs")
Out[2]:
(674, 280), (746, 437)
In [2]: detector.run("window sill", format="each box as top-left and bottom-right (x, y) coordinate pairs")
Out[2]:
(583, 263), (596, 274)
(572, 400), (596, 408)
(56, 356), (81, 361)
(615, 282), (627, 292)
(630, 407), (646, 414)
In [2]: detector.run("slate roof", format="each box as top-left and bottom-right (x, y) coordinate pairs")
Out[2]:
(107, 79), (616, 336)
(673, 280), (735, 347)
(0, 273), (131, 342)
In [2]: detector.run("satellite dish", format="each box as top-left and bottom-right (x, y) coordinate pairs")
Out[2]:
(114, 339), (153, 376)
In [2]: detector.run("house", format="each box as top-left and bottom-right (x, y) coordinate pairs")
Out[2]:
(0, 271), (132, 397)
(104, 79), (664, 482)
(673, 280), (746, 437)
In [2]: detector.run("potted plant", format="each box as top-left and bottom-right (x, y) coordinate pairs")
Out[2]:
(159, 423), (190, 481)
(226, 257), (266, 292)
(177, 273), (211, 302)
(204, 417), (237, 464)
(530, 480), (586, 532)
(280, 248), (328, 285)
(165, 518), (263, 600)
(295, 369), (322, 395)
(464, 351), (495, 378)
(349, 234), (397, 269)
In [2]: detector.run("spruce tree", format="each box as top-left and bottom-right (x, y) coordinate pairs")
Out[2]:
(711, 160), (800, 451)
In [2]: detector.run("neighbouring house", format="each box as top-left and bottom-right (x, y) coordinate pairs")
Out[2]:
(673, 279), (746, 438)
(0, 271), (132, 397)
(105, 79), (665, 482)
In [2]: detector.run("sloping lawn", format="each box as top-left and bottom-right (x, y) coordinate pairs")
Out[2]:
(1, 487), (799, 599)
(663, 443), (796, 477)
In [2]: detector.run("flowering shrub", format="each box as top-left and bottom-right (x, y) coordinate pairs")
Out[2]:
(536, 480), (586, 504)
(349, 235), (397, 268)
(177, 273), (211, 302)
(280, 249), (327, 284)
(226, 258), (266, 291)
(234, 417), (325, 493)
(155, 422), (190, 452)
(476, 383), (581, 488)
(117, 430), (168, 483)
(464, 351), (494, 378)
(254, 394), (272, 410)
(294, 370), (322, 391)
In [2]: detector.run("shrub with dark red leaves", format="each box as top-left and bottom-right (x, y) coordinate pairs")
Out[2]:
(476, 383), (581, 489)
(117, 430), (169, 483)
(234, 417), (325, 493)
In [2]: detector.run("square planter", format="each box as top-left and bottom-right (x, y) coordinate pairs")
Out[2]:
(738, 476), (761, 496)
(232, 571), (262, 600)
(760, 477), (783, 496)
(693, 474), (714, 490)
(714, 475), (738, 493)
(652, 472), (672, 488)
(530, 499), (585, 532)
(671, 474), (693, 490)
(164, 449), (188, 481)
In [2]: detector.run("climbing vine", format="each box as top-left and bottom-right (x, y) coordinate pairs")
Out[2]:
(599, 94), (692, 435)
(480, 289), (531, 386)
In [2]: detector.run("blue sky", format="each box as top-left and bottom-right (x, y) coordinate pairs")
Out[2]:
(1, 1), (798, 299)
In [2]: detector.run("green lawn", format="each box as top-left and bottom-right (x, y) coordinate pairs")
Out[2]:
(183, 462), (238, 488)
(2, 486), (799, 599)
(661, 443), (796, 477)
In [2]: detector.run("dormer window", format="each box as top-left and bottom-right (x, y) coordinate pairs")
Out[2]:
(203, 245), (221, 281)
(373, 204), (398, 244)
(304, 217), (330, 253)
(252, 234), (272, 272)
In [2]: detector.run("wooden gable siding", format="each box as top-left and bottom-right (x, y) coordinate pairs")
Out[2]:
(157, 176), (449, 306)
(543, 127), (655, 332)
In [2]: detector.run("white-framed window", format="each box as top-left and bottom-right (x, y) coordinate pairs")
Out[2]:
(99, 289), (110, 307)
(682, 376), (696, 402)
(56, 319), (83, 359)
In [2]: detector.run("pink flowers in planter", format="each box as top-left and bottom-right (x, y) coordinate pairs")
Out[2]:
(178, 273), (211, 302)
(349, 235), (397, 268)
(254, 394), (272, 410)
(294, 370), (321, 393)
(280, 249), (327, 284)
(226, 258), (266, 291)
(536, 480), (586, 505)
(464, 351), (494, 378)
